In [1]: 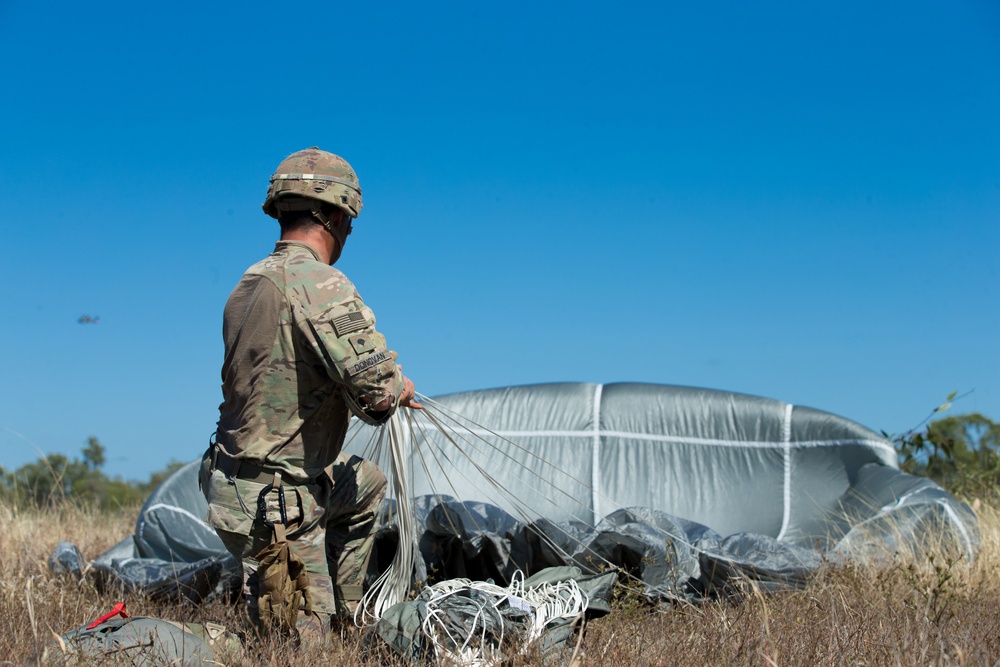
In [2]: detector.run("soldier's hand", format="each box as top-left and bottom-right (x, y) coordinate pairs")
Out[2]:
(400, 376), (423, 409)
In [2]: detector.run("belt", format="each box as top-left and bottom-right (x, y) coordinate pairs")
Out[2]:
(210, 446), (285, 485)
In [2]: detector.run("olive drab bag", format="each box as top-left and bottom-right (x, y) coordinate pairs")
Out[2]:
(255, 539), (311, 636)
(47, 614), (241, 665)
(254, 472), (312, 637)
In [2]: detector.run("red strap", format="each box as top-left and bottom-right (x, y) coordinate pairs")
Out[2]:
(85, 601), (130, 630)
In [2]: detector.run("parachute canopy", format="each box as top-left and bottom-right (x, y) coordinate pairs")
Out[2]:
(358, 383), (973, 555)
(55, 383), (978, 602)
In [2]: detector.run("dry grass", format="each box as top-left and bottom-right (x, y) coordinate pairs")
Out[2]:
(2, 500), (998, 666)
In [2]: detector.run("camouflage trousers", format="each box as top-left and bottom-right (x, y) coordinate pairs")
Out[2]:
(200, 450), (387, 632)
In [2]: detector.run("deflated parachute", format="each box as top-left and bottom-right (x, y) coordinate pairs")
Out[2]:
(52, 382), (978, 604)
(357, 383), (977, 556)
(351, 383), (978, 603)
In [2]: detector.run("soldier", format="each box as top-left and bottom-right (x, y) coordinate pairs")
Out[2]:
(200, 147), (420, 643)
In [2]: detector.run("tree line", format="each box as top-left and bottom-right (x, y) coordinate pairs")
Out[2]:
(0, 437), (186, 508)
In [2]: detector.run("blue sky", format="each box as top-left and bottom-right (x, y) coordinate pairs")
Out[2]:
(1, 1), (997, 481)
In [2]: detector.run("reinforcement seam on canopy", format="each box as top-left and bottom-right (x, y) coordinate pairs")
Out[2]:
(424, 426), (896, 458)
(136, 503), (215, 544)
(936, 499), (976, 562)
(591, 384), (603, 525)
(838, 497), (977, 564)
(777, 403), (794, 541)
(885, 487), (978, 562)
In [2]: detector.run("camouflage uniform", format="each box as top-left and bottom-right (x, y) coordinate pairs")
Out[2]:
(201, 240), (404, 630)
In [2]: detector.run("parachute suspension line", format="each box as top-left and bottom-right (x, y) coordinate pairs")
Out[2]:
(416, 396), (605, 510)
(345, 415), (384, 465)
(412, 397), (701, 567)
(417, 410), (556, 526)
(412, 394), (702, 560)
(402, 396), (703, 602)
(391, 400), (610, 580)
(406, 406), (486, 537)
(414, 406), (578, 525)
(591, 383), (603, 525)
(406, 407), (612, 574)
(422, 581), (505, 665)
(416, 407), (604, 541)
(777, 403), (794, 541)
(353, 392), (707, 622)
(357, 410), (416, 624)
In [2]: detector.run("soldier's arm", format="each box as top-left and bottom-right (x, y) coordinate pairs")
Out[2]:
(299, 294), (407, 425)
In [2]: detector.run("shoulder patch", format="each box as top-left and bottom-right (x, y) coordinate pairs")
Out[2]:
(332, 311), (369, 337)
(345, 349), (392, 377)
(349, 334), (377, 356)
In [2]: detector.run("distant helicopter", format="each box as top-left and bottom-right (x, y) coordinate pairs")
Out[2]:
(78, 315), (100, 324)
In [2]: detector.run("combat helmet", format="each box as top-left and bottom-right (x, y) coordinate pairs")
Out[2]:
(262, 147), (363, 224)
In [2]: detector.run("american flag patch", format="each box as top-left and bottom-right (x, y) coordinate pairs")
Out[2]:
(345, 349), (391, 377)
(332, 311), (368, 337)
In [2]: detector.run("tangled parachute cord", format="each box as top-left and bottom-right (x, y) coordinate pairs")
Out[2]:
(418, 571), (589, 665)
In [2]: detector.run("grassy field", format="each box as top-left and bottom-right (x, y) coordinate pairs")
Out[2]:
(2, 499), (998, 666)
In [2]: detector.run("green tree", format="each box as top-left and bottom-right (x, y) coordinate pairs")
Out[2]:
(8, 452), (92, 505)
(82, 436), (106, 470)
(0, 438), (148, 508)
(0, 438), (198, 509)
(898, 412), (1000, 498)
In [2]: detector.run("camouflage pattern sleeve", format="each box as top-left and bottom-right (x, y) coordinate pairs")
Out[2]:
(295, 279), (405, 426)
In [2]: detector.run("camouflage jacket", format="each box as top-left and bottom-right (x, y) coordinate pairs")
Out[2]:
(215, 241), (404, 482)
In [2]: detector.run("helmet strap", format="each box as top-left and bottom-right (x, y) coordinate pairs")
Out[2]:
(309, 203), (336, 235)
(274, 198), (349, 262)
(275, 198), (338, 235)
(310, 204), (351, 264)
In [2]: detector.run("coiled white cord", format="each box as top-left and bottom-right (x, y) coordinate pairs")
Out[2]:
(419, 571), (589, 666)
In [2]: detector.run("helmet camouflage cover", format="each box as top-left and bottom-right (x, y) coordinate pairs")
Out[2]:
(262, 147), (363, 220)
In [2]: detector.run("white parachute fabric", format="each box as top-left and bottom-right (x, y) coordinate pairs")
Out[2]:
(55, 459), (240, 601)
(344, 383), (973, 559)
(53, 382), (979, 609)
(346, 382), (978, 604)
